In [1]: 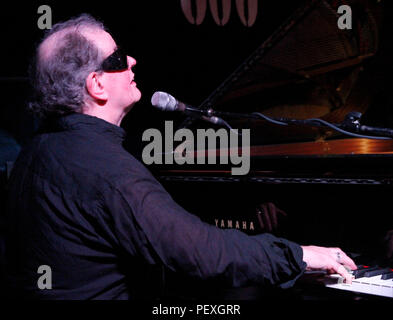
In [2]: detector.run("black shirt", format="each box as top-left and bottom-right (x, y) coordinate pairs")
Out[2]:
(4, 113), (306, 299)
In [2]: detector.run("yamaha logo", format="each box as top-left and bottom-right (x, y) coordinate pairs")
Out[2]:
(180, 0), (259, 27)
(215, 218), (255, 231)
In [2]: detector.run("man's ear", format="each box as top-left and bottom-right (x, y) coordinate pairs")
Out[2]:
(86, 72), (108, 102)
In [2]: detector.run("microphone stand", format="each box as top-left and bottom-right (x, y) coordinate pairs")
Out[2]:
(185, 108), (393, 140)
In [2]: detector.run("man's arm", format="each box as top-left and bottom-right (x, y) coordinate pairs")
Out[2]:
(101, 163), (355, 287)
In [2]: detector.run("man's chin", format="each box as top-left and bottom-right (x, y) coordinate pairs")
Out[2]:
(127, 91), (142, 106)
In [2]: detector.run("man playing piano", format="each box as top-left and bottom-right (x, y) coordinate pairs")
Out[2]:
(2, 14), (356, 299)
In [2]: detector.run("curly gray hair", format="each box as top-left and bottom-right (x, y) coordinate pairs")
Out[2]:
(28, 14), (108, 117)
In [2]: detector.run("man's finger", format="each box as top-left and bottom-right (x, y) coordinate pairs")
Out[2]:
(338, 251), (357, 270)
(261, 204), (273, 232)
(276, 208), (287, 217)
(256, 208), (265, 230)
(332, 248), (357, 270)
(267, 202), (278, 229)
(334, 263), (353, 284)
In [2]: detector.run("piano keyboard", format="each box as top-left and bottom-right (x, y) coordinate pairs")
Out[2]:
(318, 266), (393, 298)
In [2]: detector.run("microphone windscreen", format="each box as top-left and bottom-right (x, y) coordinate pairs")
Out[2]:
(151, 91), (177, 111)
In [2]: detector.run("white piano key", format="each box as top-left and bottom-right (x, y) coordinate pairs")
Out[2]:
(324, 273), (393, 298)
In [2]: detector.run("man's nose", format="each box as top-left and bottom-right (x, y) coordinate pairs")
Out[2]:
(128, 56), (136, 69)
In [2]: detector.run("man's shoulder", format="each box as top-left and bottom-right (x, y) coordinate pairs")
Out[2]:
(15, 131), (154, 193)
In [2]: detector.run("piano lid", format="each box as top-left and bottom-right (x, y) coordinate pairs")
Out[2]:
(180, 0), (393, 152)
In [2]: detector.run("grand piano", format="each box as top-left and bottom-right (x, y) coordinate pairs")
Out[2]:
(144, 0), (393, 300)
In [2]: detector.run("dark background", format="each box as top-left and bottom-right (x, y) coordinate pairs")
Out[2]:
(1, 1), (392, 150)
(0, 0), (306, 150)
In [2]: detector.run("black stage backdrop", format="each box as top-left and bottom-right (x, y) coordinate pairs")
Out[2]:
(1, 1), (392, 151)
(0, 0), (305, 151)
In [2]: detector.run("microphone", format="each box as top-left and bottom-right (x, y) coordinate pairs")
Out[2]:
(151, 91), (195, 112)
(151, 91), (235, 129)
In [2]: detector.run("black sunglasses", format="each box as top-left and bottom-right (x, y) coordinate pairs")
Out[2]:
(96, 47), (128, 72)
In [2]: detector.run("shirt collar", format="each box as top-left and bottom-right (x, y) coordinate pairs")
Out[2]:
(44, 113), (126, 144)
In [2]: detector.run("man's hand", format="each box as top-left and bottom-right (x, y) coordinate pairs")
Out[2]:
(256, 202), (287, 233)
(301, 245), (357, 284)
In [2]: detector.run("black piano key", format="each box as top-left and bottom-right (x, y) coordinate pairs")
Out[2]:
(381, 271), (393, 280)
(363, 267), (391, 278)
(353, 266), (379, 279)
